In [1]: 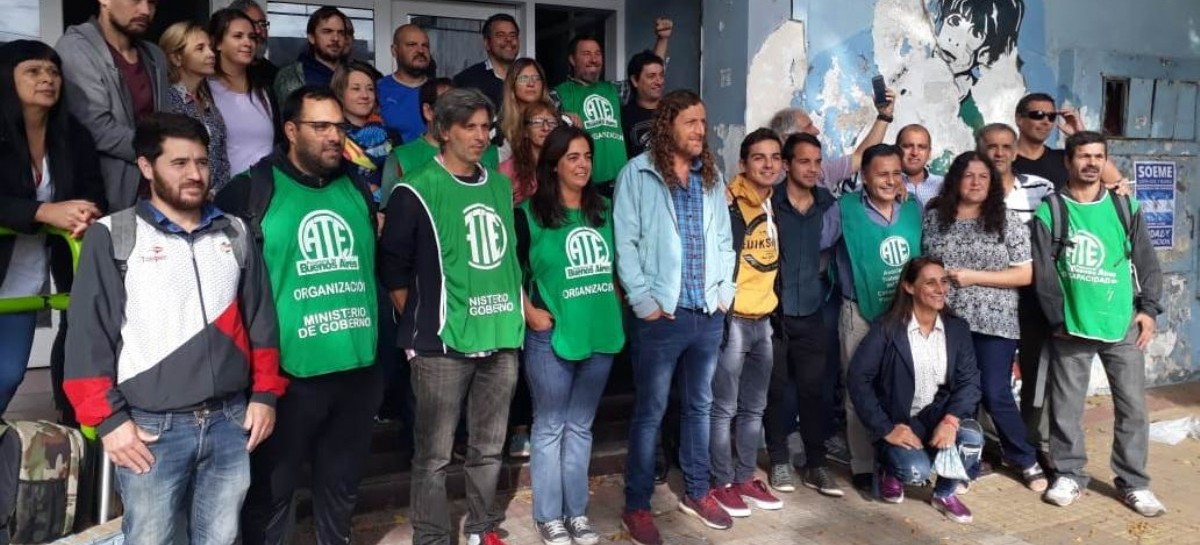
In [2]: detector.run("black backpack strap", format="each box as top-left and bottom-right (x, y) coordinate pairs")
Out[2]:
(109, 208), (138, 279)
(1047, 192), (1071, 261)
(1110, 189), (1134, 259)
(243, 165), (275, 245)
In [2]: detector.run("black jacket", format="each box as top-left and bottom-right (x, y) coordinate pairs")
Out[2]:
(847, 314), (981, 443)
(0, 116), (107, 287)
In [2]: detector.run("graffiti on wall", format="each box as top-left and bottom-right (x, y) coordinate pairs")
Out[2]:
(756, 0), (1051, 172)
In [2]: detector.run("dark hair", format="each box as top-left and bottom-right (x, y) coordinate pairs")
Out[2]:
(931, 151), (1006, 236)
(861, 143), (903, 171)
(627, 50), (664, 81)
(482, 13), (519, 37)
(0, 41), (71, 189)
(430, 88), (493, 144)
(133, 113), (211, 163)
(648, 90), (718, 189)
(882, 256), (951, 330)
(974, 122), (1016, 149)
(895, 124), (930, 145)
(782, 132), (821, 162)
(282, 85), (342, 123)
(936, 0), (1024, 67)
(739, 128), (782, 161)
(420, 77), (454, 108)
(1065, 131), (1106, 159)
(209, 8), (271, 107)
(1016, 92), (1055, 115)
(307, 6), (350, 36)
(511, 99), (557, 195)
(531, 125), (605, 229)
(331, 60), (382, 98)
(568, 34), (601, 57)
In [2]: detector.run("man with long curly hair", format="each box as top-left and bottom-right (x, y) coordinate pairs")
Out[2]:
(613, 90), (737, 543)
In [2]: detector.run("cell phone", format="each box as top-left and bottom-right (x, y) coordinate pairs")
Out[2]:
(872, 75), (888, 106)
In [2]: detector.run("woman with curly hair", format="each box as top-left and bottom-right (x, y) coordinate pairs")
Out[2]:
(921, 150), (1047, 493)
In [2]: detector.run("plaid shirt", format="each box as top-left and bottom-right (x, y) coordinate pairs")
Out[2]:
(670, 166), (707, 310)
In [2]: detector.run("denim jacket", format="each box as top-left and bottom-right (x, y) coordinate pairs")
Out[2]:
(613, 152), (736, 318)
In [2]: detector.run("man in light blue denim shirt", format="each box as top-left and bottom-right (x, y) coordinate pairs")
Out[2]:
(613, 90), (737, 544)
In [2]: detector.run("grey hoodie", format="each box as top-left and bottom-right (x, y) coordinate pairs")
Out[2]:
(56, 17), (169, 210)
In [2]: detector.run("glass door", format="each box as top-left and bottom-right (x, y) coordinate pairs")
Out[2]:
(390, 0), (520, 78)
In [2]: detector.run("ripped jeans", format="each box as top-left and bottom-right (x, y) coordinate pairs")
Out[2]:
(880, 419), (983, 498)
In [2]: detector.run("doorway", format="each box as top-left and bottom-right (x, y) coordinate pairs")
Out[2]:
(390, 0), (519, 77)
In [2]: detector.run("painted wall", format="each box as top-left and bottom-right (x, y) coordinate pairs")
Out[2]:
(700, 0), (1200, 385)
(625, 0), (702, 98)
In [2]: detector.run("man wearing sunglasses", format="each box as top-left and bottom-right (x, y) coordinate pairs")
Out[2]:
(1014, 93), (1125, 190)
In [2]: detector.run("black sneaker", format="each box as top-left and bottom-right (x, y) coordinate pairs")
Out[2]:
(802, 467), (845, 497)
(565, 516), (601, 545)
(824, 435), (851, 466)
(852, 473), (875, 500)
(769, 463), (795, 492)
(534, 519), (571, 545)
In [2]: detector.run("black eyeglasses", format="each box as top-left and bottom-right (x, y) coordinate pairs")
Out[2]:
(1022, 110), (1058, 122)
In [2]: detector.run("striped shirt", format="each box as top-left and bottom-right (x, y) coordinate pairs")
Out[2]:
(1004, 173), (1055, 223)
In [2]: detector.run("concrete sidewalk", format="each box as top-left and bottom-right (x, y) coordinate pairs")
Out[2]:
(299, 382), (1200, 545)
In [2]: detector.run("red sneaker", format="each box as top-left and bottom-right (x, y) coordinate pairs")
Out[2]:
(710, 484), (751, 517)
(734, 479), (784, 510)
(621, 509), (662, 545)
(679, 491), (734, 529)
(469, 531), (507, 545)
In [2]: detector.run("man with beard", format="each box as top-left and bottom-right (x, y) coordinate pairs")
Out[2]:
(216, 87), (381, 545)
(379, 88), (524, 545)
(57, 0), (170, 210)
(622, 50), (664, 158)
(614, 90), (737, 542)
(230, 0), (280, 84)
(273, 7), (351, 104)
(1031, 132), (1165, 517)
(379, 24), (432, 143)
(65, 113), (285, 545)
(453, 14), (519, 111)
(896, 124), (944, 207)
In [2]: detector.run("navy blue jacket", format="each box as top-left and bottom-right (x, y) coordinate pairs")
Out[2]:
(847, 313), (981, 443)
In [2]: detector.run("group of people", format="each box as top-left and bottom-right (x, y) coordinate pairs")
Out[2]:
(0, 2), (1169, 545)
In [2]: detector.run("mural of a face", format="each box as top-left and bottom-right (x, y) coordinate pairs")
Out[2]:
(936, 12), (987, 74)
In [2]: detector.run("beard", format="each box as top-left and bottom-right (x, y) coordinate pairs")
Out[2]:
(296, 142), (343, 177)
(110, 13), (151, 39)
(151, 175), (208, 211)
(314, 44), (347, 64)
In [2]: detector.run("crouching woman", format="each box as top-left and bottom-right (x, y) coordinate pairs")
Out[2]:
(847, 256), (983, 523)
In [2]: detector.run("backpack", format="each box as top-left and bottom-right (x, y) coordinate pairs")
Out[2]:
(1045, 188), (1140, 293)
(0, 421), (87, 544)
(107, 207), (248, 278)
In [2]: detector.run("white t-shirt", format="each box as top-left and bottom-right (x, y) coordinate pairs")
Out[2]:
(1, 156), (52, 297)
(1004, 173), (1055, 224)
(210, 78), (275, 176)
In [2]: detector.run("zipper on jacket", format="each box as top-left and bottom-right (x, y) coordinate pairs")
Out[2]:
(188, 234), (219, 401)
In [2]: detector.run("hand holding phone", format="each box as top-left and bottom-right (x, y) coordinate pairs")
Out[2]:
(872, 75), (888, 107)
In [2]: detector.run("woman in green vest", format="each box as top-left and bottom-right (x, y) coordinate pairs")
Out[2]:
(516, 125), (624, 545)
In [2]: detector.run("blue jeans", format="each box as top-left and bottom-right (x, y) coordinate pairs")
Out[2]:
(973, 333), (1036, 468)
(0, 312), (36, 414)
(524, 329), (613, 522)
(881, 419), (983, 498)
(625, 308), (724, 509)
(117, 395), (251, 545)
(710, 316), (773, 485)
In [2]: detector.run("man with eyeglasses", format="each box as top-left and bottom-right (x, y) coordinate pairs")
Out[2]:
(273, 6), (352, 105)
(216, 86), (381, 545)
(453, 13), (519, 111)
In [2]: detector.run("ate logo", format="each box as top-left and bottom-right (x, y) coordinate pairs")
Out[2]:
(295, 210), (359, 276)
(1066, 230), (1106, 269)
(564, 227), (611, 279)
(464, 204), (507, 270)
(878, 236), (911, 268)
(582, 94), (618, 130)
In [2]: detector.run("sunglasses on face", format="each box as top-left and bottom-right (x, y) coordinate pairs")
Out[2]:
(1023, 110), (1058, 122)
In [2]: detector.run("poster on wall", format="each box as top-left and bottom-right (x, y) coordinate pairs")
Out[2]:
(1133, 161), (1176, 249)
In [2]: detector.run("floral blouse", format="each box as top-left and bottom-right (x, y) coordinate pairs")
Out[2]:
(166, 82), (231, 194)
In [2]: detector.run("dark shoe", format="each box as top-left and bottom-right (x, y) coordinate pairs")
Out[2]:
(769, 463), (795, 492)
(734, 479), (783, 510)
(621, 510), (662, 545)
(802, 467), (845, 498)
(879, 471), (904, 503)
(931, 494), (973, 523)
(565, 516), (601, 545)
(533, 519), (571, 545)
(710, 485), (751, 517)
(851, 472), (875, 500)
(679, 491), (734, 529)
(653, 454), (669, 484)
(1019, 463), (1049, 492)
(825, 435), (851, 465)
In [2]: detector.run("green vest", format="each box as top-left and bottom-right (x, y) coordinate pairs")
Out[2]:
(401, 159), (524, 353)
(383, 136), (499, 205)
(1034, 192), (1137, 341)
(259, 169), (377, 377)
(554, 80), (628, 183)
(520, 202), (625, 360)
(840, 195), (923, 320)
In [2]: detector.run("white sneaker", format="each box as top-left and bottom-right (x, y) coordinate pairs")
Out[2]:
(1123, 489), (1166, 517)
(1043, 477), (1081, 507)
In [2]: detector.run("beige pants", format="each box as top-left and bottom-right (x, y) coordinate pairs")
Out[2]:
(839, 300), (875, 475)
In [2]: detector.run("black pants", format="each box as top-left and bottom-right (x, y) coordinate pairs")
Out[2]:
(1017, 287), (1050, 453)
(241, 364), (384, 545)
(765, 313), (829, 468)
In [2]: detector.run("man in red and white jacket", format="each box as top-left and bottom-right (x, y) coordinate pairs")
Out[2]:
(65, 113), (287, 545)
